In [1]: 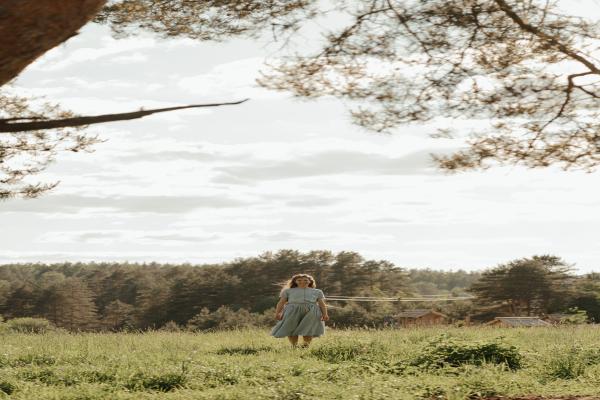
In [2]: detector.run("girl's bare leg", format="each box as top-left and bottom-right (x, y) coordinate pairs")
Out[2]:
(287, 336), (299, 346)
(301, 336), (312, 347)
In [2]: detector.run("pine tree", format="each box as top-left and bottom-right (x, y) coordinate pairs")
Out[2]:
(43, 278), (98, 331)
(469, 255), (573, 316)
(134, 282), (171, 329)
(101, 300), (134, 331)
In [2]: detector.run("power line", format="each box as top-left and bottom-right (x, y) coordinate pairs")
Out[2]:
(325, 296), (475, 302)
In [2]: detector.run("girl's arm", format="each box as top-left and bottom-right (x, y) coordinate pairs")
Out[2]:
(317, 298), (329, 321)
(275, 298), (287, 320)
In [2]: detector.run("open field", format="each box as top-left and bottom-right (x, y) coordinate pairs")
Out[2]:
(1, 327), (600, 399)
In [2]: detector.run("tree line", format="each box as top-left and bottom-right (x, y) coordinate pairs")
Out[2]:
(0, 250), (598, 331)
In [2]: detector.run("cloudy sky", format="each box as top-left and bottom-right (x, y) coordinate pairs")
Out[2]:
(3, 4), (600, 272)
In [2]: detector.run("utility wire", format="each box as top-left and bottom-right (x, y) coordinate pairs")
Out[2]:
(325, 296), (474, 302)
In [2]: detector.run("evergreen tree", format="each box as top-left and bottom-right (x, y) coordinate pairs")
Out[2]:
(134, 281), (171, 328)
(0, 280), (10, 311)
(101, 300), (134, 331)
(469, 255), (573, 316)
(43, 278), (98, 331)
(570, 273), (600, 322)
(3, 283), (38, 318)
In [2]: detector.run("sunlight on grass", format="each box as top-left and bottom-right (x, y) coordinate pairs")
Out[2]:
(0, 327), (599, 399)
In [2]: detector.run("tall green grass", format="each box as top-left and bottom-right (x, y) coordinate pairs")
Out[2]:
(1, 326), (599, 399)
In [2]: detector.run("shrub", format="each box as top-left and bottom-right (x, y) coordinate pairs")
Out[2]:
(18, 368), (79, 386)
(78, 370), (117, 384)
(558, 308), (589, 325)
(463, 382), (498, 399)
(186, 306), (270, 331)
(411, 335), (522, 370)
(215, 345), (274, 356)
(197, 367), (240, 387)
(582, 348), (600, 365)
(5, 317), (54, 334)
(12, 354), (57, 367)
(546, 353), (586, 380)
(545, 346), (596, 380)
(0, 381), (16, 395)
(125, 372), (186, 392)
(309, 340), (387, 363)
(159, 321), (181, 332)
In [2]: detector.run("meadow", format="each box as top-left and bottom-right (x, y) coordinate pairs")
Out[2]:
(1, 326), (600, 400)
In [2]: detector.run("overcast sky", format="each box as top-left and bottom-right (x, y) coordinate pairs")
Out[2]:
(3, 4), (600, 273)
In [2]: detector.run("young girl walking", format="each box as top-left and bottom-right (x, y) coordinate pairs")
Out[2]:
(270, 273), (329, 347)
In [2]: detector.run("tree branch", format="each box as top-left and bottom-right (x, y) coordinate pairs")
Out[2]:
(540, 71), (594, 131)
(493, 0), (600, 73)
(0, 99), (249, 132)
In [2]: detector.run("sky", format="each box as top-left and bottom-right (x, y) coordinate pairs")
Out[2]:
(2, 3), (600, 273)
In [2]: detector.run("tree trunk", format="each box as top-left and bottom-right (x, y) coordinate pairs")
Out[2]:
(0, 0), (107, 86)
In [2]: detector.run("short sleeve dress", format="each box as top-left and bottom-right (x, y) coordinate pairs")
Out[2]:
(270, 287), (325, 338)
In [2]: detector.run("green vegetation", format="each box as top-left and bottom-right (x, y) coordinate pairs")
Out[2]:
(2, 252), (599, 332)
(410, 334), (522, 370)
(0, 327), (599, 399)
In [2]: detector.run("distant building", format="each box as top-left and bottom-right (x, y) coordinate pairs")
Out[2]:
(486, 317), (551, 327)
(394, 309), (447, 327)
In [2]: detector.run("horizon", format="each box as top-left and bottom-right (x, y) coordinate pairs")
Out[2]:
(0, 250), (591, 275)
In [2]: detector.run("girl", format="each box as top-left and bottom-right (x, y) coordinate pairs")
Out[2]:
(270, 273), (329, 347)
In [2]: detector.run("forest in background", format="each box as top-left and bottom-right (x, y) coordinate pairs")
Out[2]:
(0, 250), (598, 331)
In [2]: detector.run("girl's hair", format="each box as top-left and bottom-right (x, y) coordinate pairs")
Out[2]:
(281, 273), (317, 292)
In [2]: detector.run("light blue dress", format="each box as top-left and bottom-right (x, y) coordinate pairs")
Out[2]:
(270, 287), (326, 338)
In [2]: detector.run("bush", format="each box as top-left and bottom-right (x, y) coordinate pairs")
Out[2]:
(196, 366), (240, 387)
(558, 308), (589, 325)
(78, 370), (117, 384)
(544, 346), (599, 380)
(215, 345), (274, 356)
(0, 381), (16, 395)
(547, 352), (586, 380)
(186, 306), (270, 331)
(5, 317), (54, 333)
(125, 372), (186, 392)
(159, 321), (181, 332)
(12, 354), (57, 367)
(18, 368), (79, 386)
(411, 335), (522, 370)
(309, 340), (387, 363)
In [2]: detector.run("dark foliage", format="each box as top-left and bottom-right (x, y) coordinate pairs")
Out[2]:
(0, 251), (593, 331)
(411, 335), (522, 370)
(0, 250), (410, 331)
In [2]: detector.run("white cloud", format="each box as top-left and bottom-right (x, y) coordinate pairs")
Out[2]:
(212, 149), (439, 184)
(37, 230), (221, 245)
(31, 35), (156, 71)
(110, 52), (149, 64)
(178, 58), (287, 100)
(1, 194), (253, 215)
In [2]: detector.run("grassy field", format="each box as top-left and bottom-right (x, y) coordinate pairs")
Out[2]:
(1, 326), (600, 399)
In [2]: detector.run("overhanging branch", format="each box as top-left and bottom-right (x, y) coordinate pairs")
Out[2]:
(493, 0), (600, 73)
(0, 99), (249, 132)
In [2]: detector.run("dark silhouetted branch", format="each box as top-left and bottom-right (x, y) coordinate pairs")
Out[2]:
(0, 99), (249, 132)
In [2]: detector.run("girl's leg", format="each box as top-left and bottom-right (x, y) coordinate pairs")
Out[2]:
(287, 336), (299, 346)
(301, 336), (312, 347)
